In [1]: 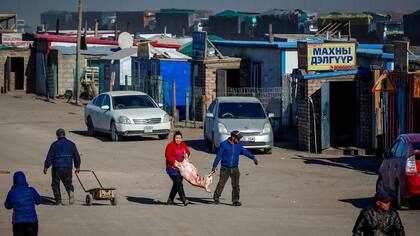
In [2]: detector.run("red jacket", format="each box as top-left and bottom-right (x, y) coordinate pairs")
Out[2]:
(165, 141), (190, 171)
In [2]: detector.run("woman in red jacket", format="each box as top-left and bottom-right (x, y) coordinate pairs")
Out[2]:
(165, 131), (190, 206)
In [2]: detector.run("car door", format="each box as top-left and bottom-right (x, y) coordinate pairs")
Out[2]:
(381, 140), (400, 192)
(98, 94), (112, 131)
(205, 101), (216, 140)
(90, 95), (105, 128)
(394, 139), (409, 193)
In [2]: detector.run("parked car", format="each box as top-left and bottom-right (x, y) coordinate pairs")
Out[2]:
(377, 134), (420, 209)
(203, 97), (274, 154)
(84, 91), (171, 141)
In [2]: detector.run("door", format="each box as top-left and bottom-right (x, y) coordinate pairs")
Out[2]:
(90, 94), (105, 129)
(321, 82), (330, 149)
(205, 101), (216, 140)
(216, 70), (226, 97)
(98, 94), (112, 130)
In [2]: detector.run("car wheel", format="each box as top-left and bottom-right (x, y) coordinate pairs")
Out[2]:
(158, 134), (169, 140)
(86, 194), (92, 206)
(264, 148), (272, 154)
(210, 133), (217, 154)
(396, 183), (411, 210)
(111, 121), (122, 142)
(87, 117), (95, 136)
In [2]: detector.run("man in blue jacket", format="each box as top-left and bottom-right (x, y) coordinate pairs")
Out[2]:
(4, 171), (42, 236)
(43, 128), (81, 205)
(211, 130), (258, 206)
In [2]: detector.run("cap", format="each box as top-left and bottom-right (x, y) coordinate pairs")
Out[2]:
(56, 128), (66, 137)
(230, 130), (243, 140)
(374, 191), (393, 203)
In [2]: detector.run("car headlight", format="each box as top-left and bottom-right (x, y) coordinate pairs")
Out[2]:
(163, 114), (170, 123)
(262, 123), (272, 134)
(218, 123), (228, 134)
(118, 115), (132, 124)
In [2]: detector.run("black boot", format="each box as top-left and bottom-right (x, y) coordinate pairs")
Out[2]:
(54, 194), (62, 205)
(166, 198), (176, 205)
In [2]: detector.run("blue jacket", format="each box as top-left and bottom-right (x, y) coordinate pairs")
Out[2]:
(44, 138), (81, 169)
(4, 172), (42, 224)
(213, 139), (255, 169)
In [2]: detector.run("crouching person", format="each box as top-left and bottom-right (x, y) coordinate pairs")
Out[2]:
(4, 171), (42, 236)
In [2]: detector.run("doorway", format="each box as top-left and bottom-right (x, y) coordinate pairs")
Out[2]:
(321, 81), (358, 149)
(11, 57), (25, 90)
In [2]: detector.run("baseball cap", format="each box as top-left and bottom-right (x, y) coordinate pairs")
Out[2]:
(231, 130), (243, 140)
(374, 191), (393, 203)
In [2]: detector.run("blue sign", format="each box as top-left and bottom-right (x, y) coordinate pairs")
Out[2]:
(192, 31), (207, 61)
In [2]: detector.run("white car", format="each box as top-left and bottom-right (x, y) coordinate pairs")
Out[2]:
(84, 91), (171, 141)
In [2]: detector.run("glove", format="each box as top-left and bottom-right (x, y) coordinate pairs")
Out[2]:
(182, 152), (189, 159)
(174, 161), (181, 168)
(253, 158), (258, 165)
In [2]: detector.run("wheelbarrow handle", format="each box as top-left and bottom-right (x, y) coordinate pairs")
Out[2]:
(75, 170), (104, 189)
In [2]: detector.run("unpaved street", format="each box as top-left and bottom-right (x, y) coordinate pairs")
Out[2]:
(0, 94), (419, 236)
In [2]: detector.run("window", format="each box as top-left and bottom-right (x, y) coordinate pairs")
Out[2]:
(94, 95), (105, 107)
(218, 102), (266, 119)
(395, 141), (407, 158)
(112, 95), (157, 110)
(208, 101), (216, 114)
(102, 95), (110, 107)
(412, 142), (420, 151)
(390, 140), (400, 154)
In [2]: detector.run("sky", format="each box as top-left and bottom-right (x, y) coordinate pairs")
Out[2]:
(1, 0), (420, 29)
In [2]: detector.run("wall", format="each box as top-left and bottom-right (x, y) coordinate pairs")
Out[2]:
(0, 49), (33, 93)
(217, 46), (281, 87)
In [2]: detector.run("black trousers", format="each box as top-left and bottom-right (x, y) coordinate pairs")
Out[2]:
(168, 175), (186, 202)
(214, 167), (240, 203)
(51, 167), (74, 201)
(13, 222), (38, 236)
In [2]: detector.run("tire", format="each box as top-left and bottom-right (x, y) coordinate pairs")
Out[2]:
(111, 194), (117, 206)
(158, 134), (169, 140)
(264, 148), (272, 154)
(86, 194), (92, 206)
(87, 117), (95, 136)
(110, 121), (122, 142)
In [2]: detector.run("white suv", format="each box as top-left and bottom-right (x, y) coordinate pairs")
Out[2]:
(84, 91), (171, 141)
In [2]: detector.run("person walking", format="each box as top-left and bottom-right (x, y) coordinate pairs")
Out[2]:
(4, 171), (42, 236)
(43, 128), (81, 205)
(165, 131), (191, 206)
(352, 191), (405, 236)
(211, 130), (258, 206)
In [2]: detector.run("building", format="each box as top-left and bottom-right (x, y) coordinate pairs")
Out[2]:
(255, 9), (310, 38)
(208, 10), (258, 40)
(376, 22), (404, 43)
(41, 11), (76, 31)
(155, 9), (213, 36)
(116, 11), (155, 34)
(403, 10), (420, 46)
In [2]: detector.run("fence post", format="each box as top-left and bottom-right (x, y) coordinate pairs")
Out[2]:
(185, 91), (190, 127)
(172, 81), (178, 125)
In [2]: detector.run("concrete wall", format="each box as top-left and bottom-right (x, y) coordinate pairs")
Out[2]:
(216, 46), (282, 87)
(0, 49), (33, 93)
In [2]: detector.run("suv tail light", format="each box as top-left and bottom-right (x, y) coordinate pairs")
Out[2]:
(406, 155), (418, 175)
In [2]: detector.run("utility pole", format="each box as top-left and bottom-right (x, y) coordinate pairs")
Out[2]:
(74, 0), (83, 104)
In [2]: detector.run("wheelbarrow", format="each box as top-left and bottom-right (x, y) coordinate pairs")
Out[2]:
(75, 170), (117, 206)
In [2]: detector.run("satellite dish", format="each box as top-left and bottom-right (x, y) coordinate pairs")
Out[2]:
(118, 32), (133, 49)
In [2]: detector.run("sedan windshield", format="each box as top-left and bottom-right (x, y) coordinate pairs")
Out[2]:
(112, 95), (157, 110)
(218, 102), (266, 119)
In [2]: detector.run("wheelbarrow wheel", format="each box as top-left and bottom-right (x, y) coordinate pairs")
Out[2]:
(111, 193), (117, 206)
(86, 194), (93, 206)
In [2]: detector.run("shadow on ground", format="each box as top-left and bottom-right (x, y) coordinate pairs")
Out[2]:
(41, 196), (56, 205)
(126, 196), (167, 205)
(339, 197), (374, 209)
(70, 130), (160, 142)
(293, 155), (381, 175)
(185, 139), (271, 156)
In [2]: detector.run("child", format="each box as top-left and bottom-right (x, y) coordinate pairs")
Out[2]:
(4, 171), (42, 236)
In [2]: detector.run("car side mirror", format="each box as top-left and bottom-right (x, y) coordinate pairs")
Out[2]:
(158, 103), (164, 108)
(206, 113), (214, 118)
(268, 113), (274, 118)
(101, 105), (110, 110)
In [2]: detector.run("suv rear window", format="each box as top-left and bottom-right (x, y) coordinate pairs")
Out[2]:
(412, 142), (420, 151)
(218, 102), (266, 119)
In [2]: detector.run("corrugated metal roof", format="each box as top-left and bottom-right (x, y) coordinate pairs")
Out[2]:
(102, 48), (137, 60)
(212, 40), (298, 49)
(52, 46), (117, 55)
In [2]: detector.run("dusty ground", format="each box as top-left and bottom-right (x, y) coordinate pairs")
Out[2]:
(0, 94), (419, 236)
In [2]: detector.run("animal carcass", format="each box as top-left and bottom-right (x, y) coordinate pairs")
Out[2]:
(175, 158), (213, 192)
